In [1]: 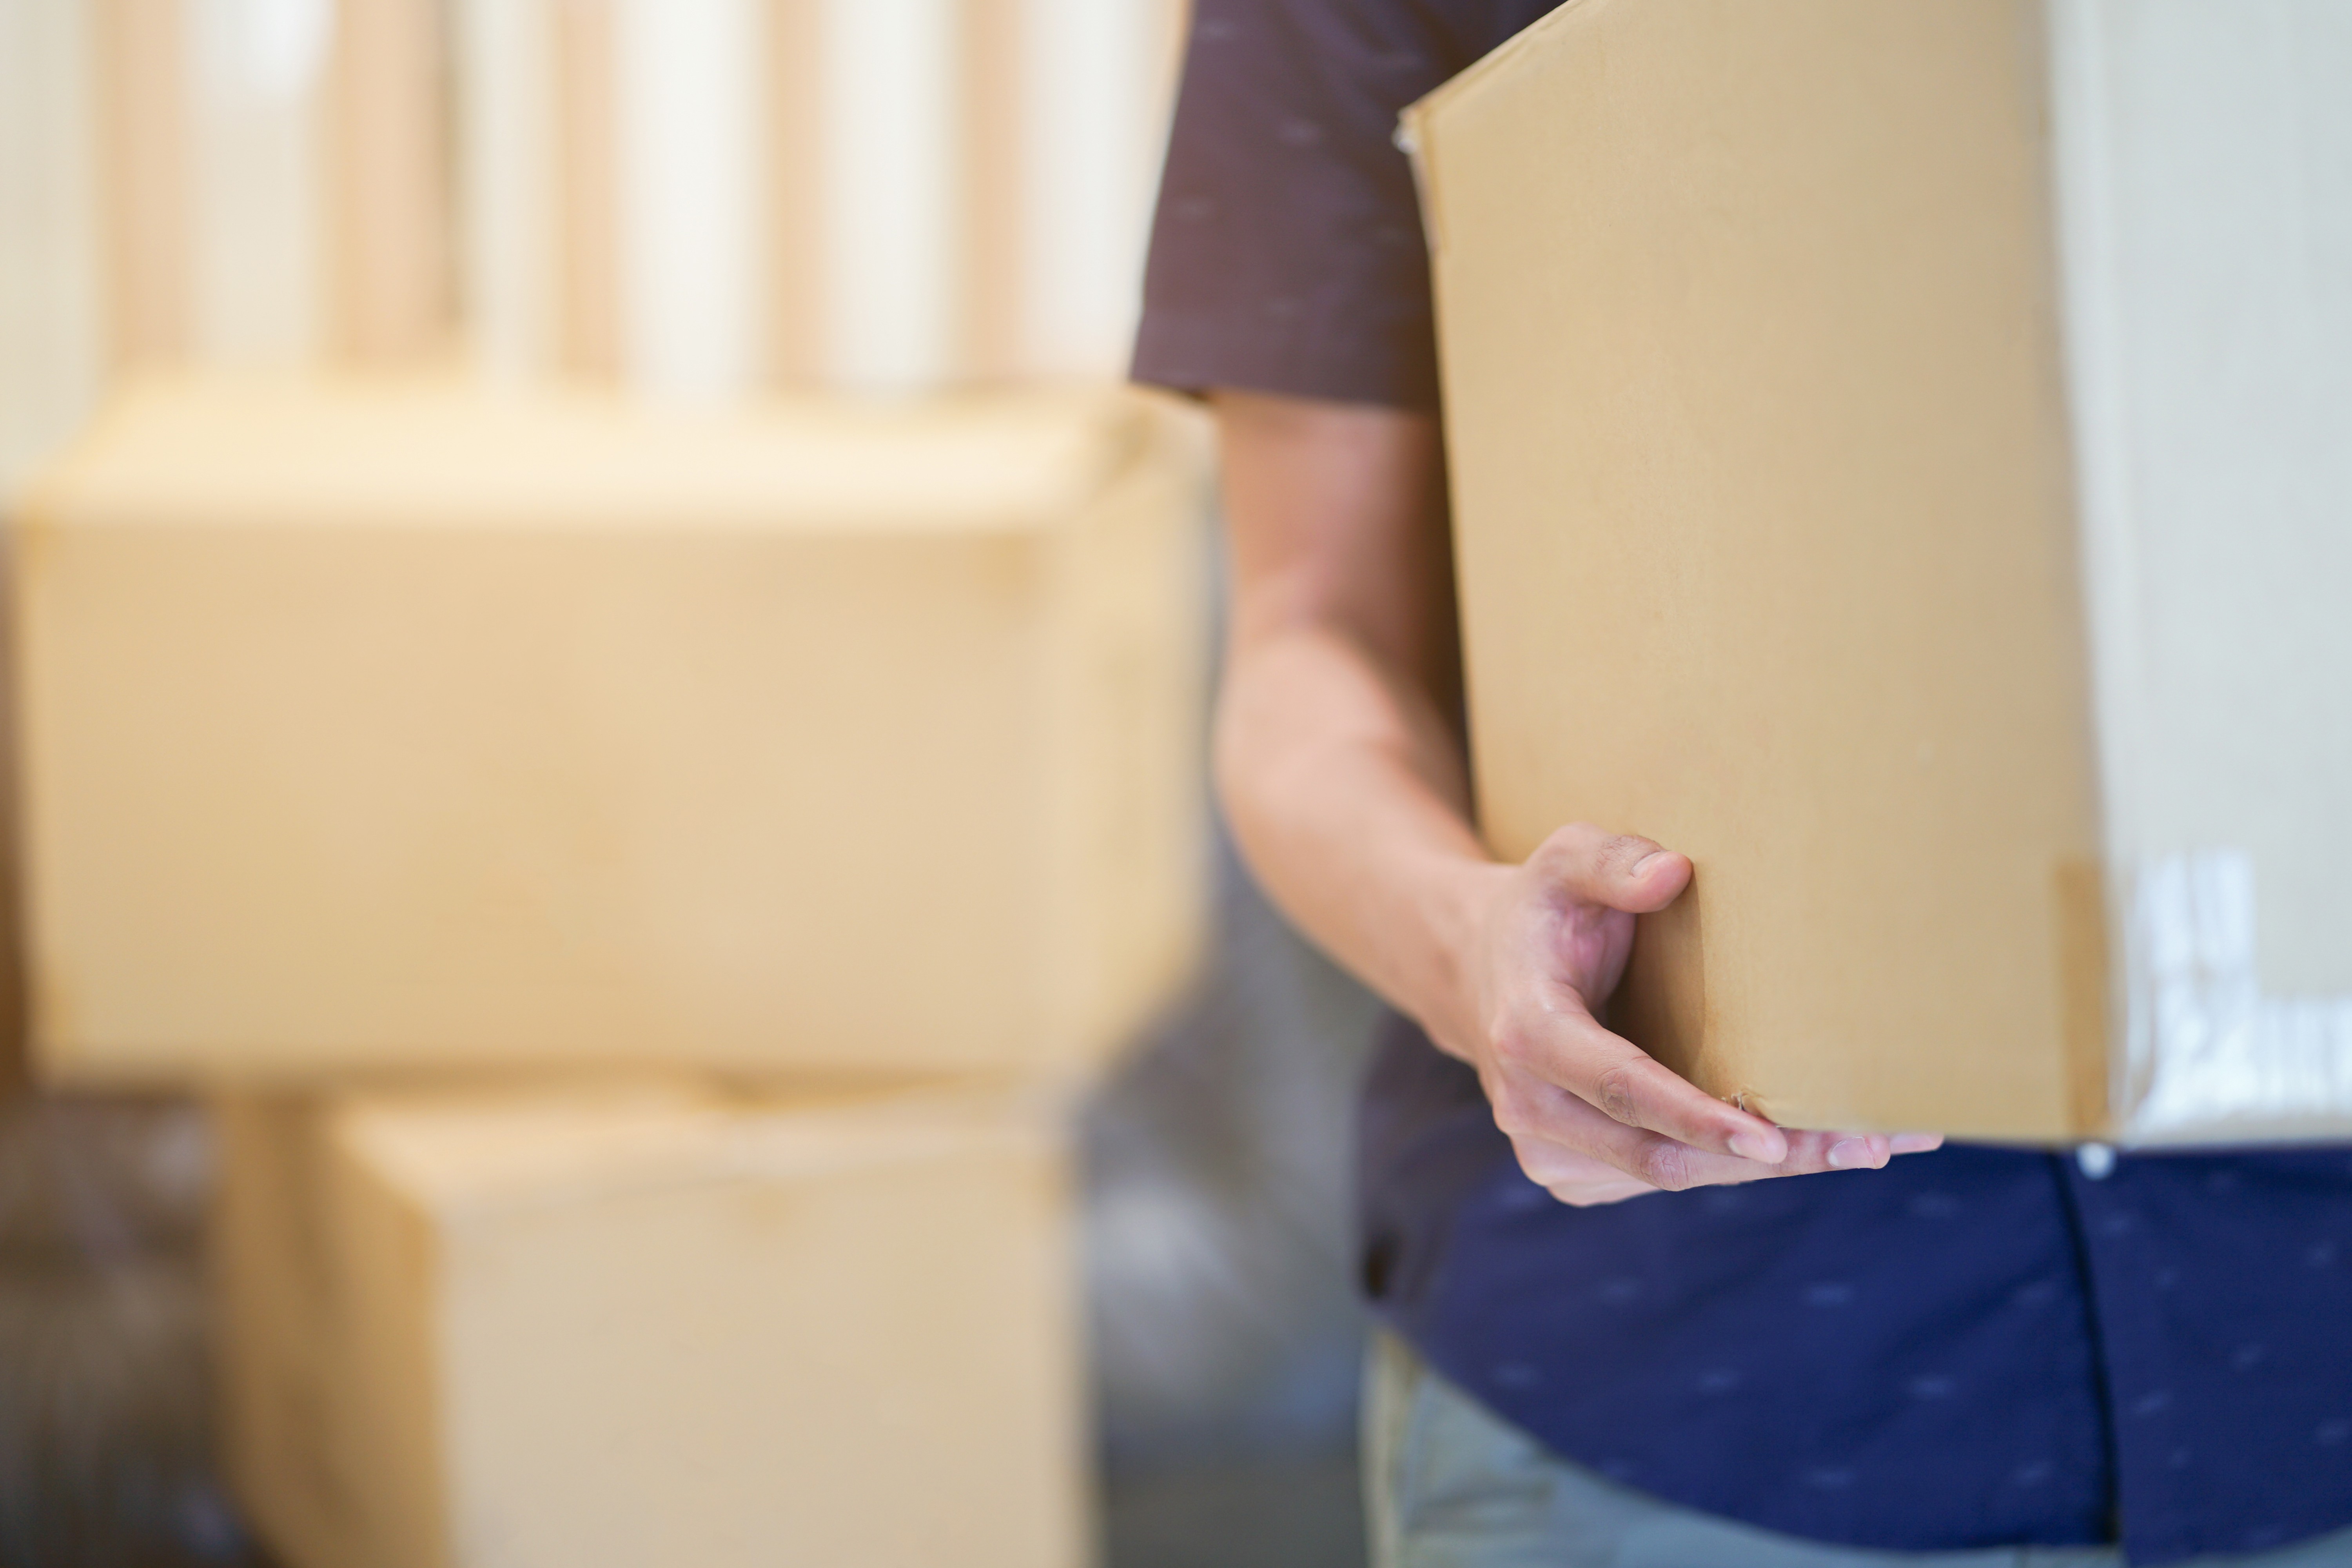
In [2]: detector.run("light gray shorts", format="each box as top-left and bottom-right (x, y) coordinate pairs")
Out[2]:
(1363, 1332), (2352, 1568)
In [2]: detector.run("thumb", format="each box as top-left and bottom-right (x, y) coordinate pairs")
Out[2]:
(1529, 823), (1691, 914)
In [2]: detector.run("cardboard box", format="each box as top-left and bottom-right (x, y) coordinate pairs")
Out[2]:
(1405, 0), (2352, 1142)
(215, 1078), (1088, 1568)
(18, 379), (1207, 1083)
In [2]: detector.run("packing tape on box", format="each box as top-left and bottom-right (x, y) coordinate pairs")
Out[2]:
(2125, 851), (2352, 1137)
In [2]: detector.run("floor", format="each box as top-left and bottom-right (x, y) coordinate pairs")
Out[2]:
(1105, 1451), (1367, 1568)
(1086, 832), (1383, 1568)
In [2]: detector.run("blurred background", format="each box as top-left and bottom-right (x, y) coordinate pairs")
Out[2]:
(0, 1), (1385, 1564)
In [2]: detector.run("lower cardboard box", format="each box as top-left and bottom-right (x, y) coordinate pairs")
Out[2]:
(214, 1076), (1089, 1568)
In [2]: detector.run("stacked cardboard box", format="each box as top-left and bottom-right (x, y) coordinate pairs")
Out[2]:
(214, 1079), (1089, 1568)
(19, 377), (1207, 1085)
(17, 375), (1209, 1564)
(1404, 0), (2352, 1143)
(19, 8), (1203, 1560)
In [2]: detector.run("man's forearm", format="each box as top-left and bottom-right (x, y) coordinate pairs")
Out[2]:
(1215, 617), (1504, 1062)
(1207, 392), (1503, 1059)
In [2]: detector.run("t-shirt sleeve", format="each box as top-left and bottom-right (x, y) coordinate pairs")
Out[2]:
(1129, 0), (1475, 411)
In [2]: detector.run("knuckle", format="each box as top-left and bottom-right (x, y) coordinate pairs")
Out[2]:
(1636, 1141), (1697, 1192)
(1536, 825), (1659, 881)
(1489, 1079), (1557, 1143)
(1532, 822), (1603, 871)
(1590, 1061), (1644, 1124)
(1511, 1134), (1586, 1188)
(1487, 1013), (1541, 1072)
(1597, 833), (1656, 873)
(1490, 1090), (1535, 1140)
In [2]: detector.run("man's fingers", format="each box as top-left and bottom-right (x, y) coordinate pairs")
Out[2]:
(1804, 1131), (1893, 1171)
(1505, 1084), (1782, 1192)
(1496, 1010), (1954, 1172)
(1528, 823), (1691, 915)
(1584, 1046), (1787, 1163)
(1498, 1007), (1787, 1163)
(1759, 1130), (1944, 1171)
(1510, 1119), (1903, 1199)
(1506, 1106), (1949, 1207)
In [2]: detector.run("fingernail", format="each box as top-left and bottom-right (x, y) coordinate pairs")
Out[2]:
(1728, 1131), (1782, 1164)
(1827, 1138), (1871, 1169)
(1631, 850), (1668, 876)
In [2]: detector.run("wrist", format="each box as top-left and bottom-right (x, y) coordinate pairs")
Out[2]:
(1404, 853), (1514, 1063)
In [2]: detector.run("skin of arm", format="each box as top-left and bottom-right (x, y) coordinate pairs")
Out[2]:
(1210, 389), (1938, 1205)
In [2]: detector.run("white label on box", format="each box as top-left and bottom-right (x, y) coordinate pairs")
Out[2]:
(2127, 851), (2352, 1137)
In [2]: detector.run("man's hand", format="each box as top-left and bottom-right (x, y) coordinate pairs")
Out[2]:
(1207, 392), (1938, 1207)
(1454, 822), (1941, 1206)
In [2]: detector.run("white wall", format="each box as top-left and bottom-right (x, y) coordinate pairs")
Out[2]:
(0, 0), (105, 503)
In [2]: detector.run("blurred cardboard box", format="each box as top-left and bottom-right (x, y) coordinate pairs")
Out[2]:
(17, 378), (1207, 1084)
(1405, 0), (2352, 1142)
(215, 1076), (1088, 1568)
